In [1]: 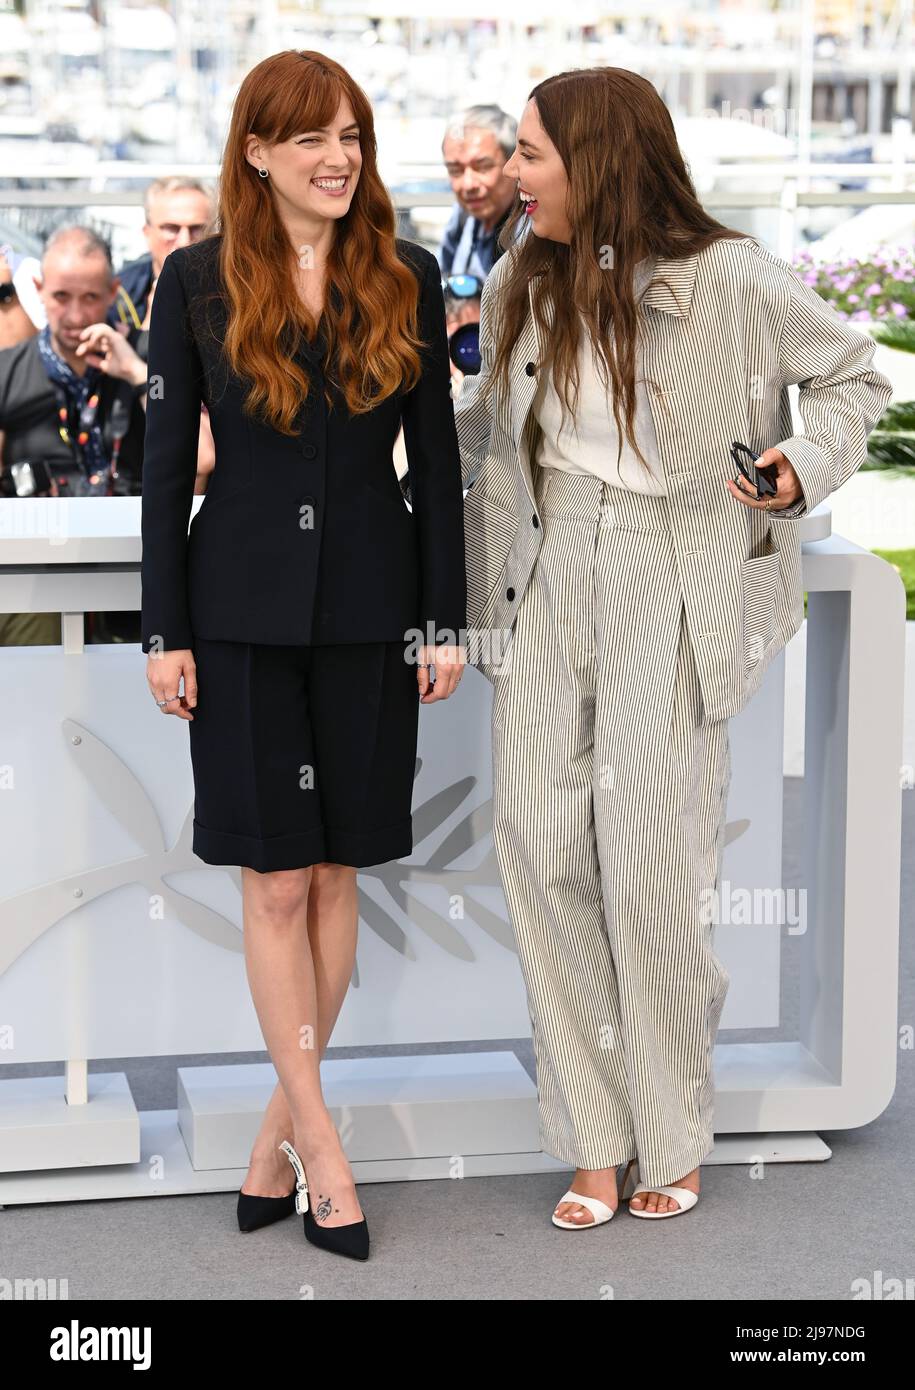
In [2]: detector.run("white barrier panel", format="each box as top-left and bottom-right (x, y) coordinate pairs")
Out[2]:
(0, 498), (905, 1198)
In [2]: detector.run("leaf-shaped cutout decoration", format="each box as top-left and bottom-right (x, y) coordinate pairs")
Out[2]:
(63, 717), (165, 855)
(174, 806), (195, 854)
(410, 777), (476, 849)
(158, 879), (244, 952)
(172, 809), (241, 891)
(356, 886), (416, 960)
(0, 875), (94, 976)
(386, 878), (476, 961)
(724, 817), (750, 847)
(424, 798), (490, 871)
(461, 889), (517, 951)
(472, 844), (503, 886)
(0, 857), (179, 977)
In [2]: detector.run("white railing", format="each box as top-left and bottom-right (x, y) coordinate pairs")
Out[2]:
(3, 164), (914, 261)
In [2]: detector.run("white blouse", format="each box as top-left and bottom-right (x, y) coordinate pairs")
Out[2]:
(532, 257), (667, 496)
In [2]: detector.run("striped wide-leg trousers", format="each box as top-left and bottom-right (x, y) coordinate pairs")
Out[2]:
(490, 464), (732, 1189)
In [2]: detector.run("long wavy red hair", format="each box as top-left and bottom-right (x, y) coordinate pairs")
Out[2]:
(214, 49), (426, 433)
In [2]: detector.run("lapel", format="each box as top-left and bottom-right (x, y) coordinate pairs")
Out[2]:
(510, 250), (700, 503)
(523, 249), (700, 368)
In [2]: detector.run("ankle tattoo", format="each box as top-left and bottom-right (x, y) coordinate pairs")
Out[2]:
(314, 1193), (335, 1223)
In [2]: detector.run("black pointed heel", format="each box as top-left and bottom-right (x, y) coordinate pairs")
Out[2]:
(279, 1140), (370, 1261)
(236, 1183), (297, 1232)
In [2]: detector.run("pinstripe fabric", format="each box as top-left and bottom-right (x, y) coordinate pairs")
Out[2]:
(456, 233), (892, 1188)
(491, 465), (732, 1185)
(454, 234), (894, 720)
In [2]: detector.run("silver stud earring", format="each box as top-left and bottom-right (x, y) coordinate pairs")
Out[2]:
(258, 167), (269, 179)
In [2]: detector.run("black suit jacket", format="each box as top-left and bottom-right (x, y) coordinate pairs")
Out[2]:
(140, 233), (466, 653)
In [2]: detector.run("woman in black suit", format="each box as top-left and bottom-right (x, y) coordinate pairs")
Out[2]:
(141, 50), (466, 1261)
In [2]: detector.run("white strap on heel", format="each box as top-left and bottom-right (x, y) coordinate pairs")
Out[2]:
(279, 1140), (310, 1215)
(628, 1177), (699, 1219)
(552, 1189), (615, 1229)
(551, 1159), (639, 1230)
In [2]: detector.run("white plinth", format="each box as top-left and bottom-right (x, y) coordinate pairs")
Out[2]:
(177, 1052), (542, 1170)
(0, 1071), (139, 1173)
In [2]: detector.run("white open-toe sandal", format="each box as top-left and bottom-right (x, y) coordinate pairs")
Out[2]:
(626, 1162), (700, 1219)
(551, 1158), (638, 1230)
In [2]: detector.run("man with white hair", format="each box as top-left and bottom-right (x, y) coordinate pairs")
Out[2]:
(439, 104), (519, 279)
(106, 176), (215, 331)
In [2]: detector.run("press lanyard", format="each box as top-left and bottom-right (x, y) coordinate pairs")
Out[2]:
(51, 380), (129, 494)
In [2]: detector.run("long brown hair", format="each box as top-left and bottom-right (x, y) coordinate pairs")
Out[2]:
(214, 49), (427, 434)
(486, 67), (749, 472)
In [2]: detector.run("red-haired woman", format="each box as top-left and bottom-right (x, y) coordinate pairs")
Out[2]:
(142, 50), (466, 1262)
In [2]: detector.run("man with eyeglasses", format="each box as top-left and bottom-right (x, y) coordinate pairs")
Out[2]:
(106, 177), (215, 333)
(104, 177), (218, 544)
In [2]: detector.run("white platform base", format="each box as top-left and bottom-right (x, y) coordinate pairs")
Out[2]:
(177, 1053), (542, 1169)
(0, 1115), (831, 1208)
(0, 1052), (832, 1207)
(0, 1072), (139, 1173)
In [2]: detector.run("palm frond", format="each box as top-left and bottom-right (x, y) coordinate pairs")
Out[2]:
(870, 321), (915, 354)
(865, 428), (915, 470)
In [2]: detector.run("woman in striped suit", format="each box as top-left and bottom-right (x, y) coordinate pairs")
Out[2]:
(453, 67), (892, 1226)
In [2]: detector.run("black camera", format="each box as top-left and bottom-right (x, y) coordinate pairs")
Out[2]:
(448, 320), (481, 376)
(0, 460), (133, 498)
(443, 273), (483, 376)
(0, 459), (54, 497)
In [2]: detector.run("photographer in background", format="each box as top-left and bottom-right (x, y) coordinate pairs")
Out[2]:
(107, 178), (217, 495)
(0, 226), (148, 646)
(438, 104), (518, 279)
(106, 176), (215, 332)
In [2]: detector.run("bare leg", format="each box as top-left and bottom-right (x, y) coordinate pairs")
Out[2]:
(239, 862), (362, 1226)
(240, 861), (358, 1194)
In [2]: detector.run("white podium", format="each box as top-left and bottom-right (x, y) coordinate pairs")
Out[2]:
(0, 497), (905, 1205)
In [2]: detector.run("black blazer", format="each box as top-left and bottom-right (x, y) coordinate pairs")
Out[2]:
(140, 233), (466, 654)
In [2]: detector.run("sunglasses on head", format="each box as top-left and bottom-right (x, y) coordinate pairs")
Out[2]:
(730, 441), (778, 499)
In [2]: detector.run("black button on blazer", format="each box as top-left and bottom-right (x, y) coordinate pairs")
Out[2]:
(140, 233), (466, 654)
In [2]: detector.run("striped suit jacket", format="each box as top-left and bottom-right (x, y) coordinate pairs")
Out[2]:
(453, 234), (893, 721)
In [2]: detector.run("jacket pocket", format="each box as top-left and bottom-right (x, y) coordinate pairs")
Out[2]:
(740, 549), (782, 674)
(464, 488), (517, 631)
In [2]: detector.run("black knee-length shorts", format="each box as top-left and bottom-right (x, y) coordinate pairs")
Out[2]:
(188, 637), (420, 873)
